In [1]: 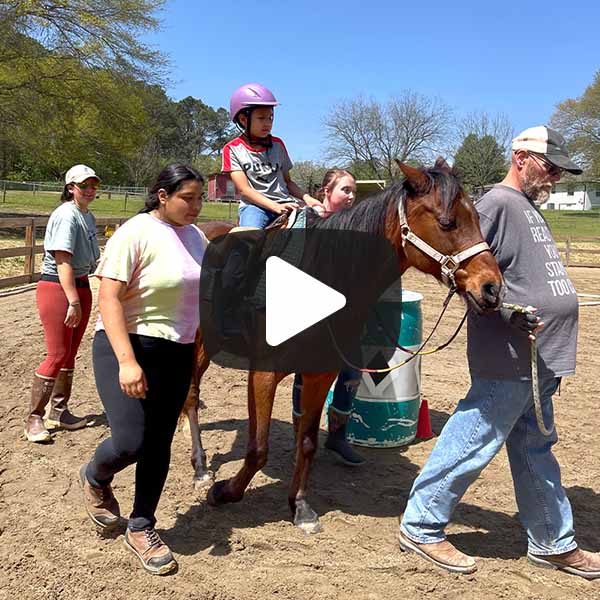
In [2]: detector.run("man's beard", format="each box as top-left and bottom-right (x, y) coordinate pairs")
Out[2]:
(521, 164), (552, 205)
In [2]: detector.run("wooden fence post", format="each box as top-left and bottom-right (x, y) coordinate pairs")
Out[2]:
(24, 219), (36, 281)
(566, 236), (571, 267)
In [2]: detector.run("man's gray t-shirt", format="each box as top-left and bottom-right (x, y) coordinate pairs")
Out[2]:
(41, 202), (100, 277)
(222, 135), (293, 206)
(467, 185), (578, 380)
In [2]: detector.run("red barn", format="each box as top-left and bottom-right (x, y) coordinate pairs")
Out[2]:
(207, 173), (240, 202)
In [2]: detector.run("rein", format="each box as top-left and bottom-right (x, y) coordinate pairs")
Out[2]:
(327, 287), (468, 374)
(328, 196), (489, 374)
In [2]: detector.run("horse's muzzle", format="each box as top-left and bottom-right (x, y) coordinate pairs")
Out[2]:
(467, 281), (504, 314)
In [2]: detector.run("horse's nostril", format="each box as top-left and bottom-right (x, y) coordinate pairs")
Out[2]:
(481, 282), (501, 305)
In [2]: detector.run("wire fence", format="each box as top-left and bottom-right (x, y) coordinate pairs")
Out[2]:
(0, 179), (236, 224)
(0, 179), (147, 215)
(0, 180), (147, 195)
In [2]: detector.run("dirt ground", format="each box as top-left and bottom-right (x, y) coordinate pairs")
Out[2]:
(1, 269), (600, 600)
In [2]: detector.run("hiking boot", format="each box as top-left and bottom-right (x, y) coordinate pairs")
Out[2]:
(45, 368), (87, 430)
(124, 528), (177, 575)
(398, 530), (477, 574)
(528, 548), (600, 580)
(24, 373), (55, 443)
(324, 407), (365, 466)
(78, 464), (120, 530)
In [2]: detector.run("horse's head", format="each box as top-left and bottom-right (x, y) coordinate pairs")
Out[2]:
(391, 158), (503, 313)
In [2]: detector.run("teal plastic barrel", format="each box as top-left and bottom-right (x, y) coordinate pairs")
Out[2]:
(326, 286), (423, 447)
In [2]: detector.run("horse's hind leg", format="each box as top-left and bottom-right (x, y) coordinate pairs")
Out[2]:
(289, 371), (337, 534)
(207, 370), (285, 506)
(185, 330), (214, 489)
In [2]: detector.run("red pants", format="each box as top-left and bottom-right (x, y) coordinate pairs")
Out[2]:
(36, 280), (93, 377)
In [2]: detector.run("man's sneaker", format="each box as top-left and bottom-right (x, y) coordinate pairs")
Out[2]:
(124, 528), (177, 575)
(78, 464), (120, 530)
(398, 529), (477, 574)
(528, 548), (600, 580)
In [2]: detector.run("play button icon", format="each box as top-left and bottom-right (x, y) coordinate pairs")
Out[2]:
(199, 226), (401, 373)
(266, 256), (346, 347)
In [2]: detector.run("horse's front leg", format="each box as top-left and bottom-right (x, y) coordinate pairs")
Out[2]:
(186, 329), (214, 489)
(186, 404), (214, 490)
(207, 370), (286, 506)
(289, 371), (338, 534)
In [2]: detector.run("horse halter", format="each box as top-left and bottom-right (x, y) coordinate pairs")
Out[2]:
(397, 197), (490, 290)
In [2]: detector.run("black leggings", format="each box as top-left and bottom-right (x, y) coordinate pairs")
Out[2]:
(86, 330), (194, 531)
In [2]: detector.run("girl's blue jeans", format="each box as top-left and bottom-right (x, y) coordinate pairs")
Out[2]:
(400, 375), (577, 556)
(292, 369), (361, 418)
(238, 203), (278, 228)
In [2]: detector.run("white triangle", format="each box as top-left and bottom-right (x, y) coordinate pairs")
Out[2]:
(266, 256), (346, 347)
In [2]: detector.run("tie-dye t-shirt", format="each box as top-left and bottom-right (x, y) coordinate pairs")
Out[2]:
(94, 213), (208, 344)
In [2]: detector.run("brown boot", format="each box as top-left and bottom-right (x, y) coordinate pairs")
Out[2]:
(398, 530), (477, 574)
(78, 464), (120, 530)
(45, 368), (87, 430)
(24, 373), (55, 443)
(528, 548), (600, 580)
(124, 528), (177, 575)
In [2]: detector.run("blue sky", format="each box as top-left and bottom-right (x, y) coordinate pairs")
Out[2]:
(146, 0), (599, 162)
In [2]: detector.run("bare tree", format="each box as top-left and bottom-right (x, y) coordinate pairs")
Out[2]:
(324, 92), (452, 180)
(453, 111), (514, 158)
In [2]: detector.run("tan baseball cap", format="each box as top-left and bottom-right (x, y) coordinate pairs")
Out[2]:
(512, 126), (582, 175)
(64, 164), (100, 184)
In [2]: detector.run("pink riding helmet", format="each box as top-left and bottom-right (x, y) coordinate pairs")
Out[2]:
(229, 83), (279, 123)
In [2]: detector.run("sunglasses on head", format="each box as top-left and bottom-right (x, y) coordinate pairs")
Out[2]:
(75, 180), (100, 190)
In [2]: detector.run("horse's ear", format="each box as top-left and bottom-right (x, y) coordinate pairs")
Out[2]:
(396, 160), (430, 193)
(434, 156), (451, 172)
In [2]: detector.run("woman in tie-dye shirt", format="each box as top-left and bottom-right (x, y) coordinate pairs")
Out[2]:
(79, 164), (207, 576)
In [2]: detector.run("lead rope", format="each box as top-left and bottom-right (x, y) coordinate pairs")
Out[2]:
(502, 302), (554, 437)
(326, 287), (464, 374)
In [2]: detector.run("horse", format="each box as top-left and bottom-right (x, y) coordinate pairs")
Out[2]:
(182, 159), (504, 534)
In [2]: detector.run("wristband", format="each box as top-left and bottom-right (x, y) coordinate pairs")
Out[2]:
(69, 301), (81, 307)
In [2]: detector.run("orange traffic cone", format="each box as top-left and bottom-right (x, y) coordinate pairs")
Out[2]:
(416, 397), (434, 439)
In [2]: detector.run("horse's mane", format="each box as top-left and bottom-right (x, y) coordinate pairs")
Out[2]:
(306, 166), (461, 233)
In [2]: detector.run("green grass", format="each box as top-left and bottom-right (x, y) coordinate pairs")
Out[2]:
(543, 208), (600, 239)
(1, 191), (599, 237)
(0, 190), (236, 222)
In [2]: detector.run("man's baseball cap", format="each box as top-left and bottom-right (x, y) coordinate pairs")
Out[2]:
(64, 164), (100, 184)
(512, 126), (582, 175)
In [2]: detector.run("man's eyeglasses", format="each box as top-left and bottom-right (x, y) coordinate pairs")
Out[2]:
(529, 153), (562, 177)
(75, 181), (100, 190)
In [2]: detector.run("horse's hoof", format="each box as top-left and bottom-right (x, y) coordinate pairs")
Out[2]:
(207, 480), (232, 506)
(295, 518), (322, 535)
(293, 500), (322, 535)
(193, 471), (215, 492)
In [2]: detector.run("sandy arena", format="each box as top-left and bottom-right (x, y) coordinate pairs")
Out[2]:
(1, 268), (599, 600)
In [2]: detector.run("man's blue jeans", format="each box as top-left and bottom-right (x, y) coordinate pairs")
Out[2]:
(238, 203), (278, 228)
(401, 375), (577, 556)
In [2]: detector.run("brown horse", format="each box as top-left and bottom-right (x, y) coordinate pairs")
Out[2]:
(183, 159), (503, 534)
